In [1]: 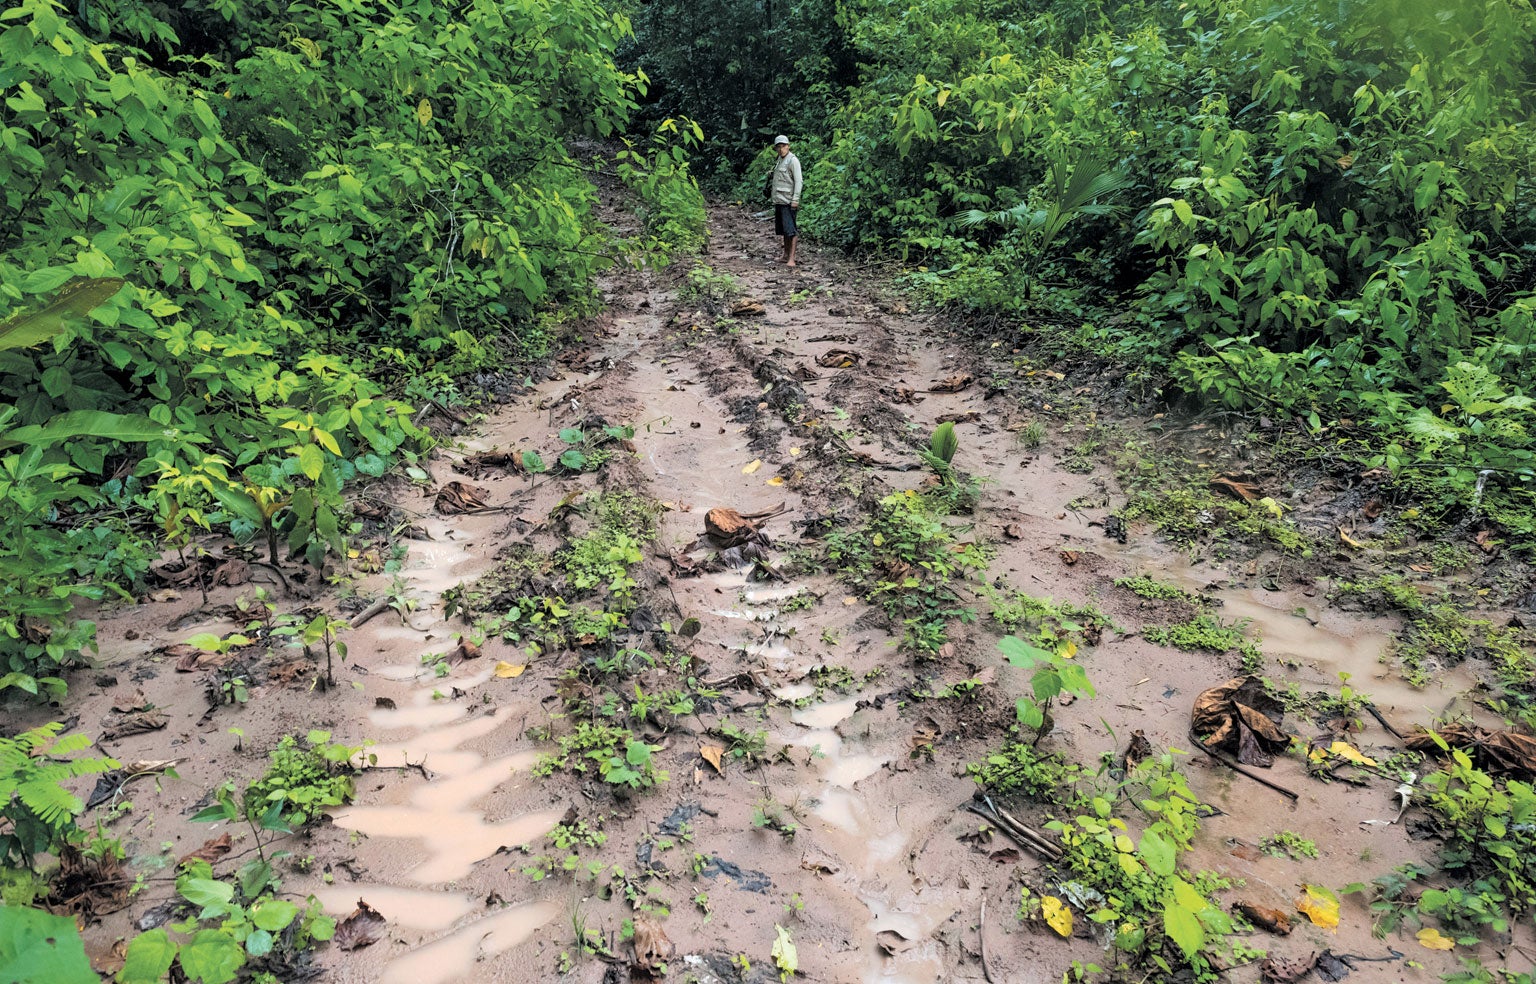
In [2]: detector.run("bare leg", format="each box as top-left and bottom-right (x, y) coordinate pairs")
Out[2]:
(786, 235), (797, 267)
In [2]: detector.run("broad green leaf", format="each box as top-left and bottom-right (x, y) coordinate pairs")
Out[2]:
(771, 924), (797, 978)
(0, 905), (98, 984)
(1162, 902), (1205, 958)
(178, 877), (234, 916)
(0, 410), (176, 450)
(929, 421), (958, 463)
(117, 928), (177, 983)
(250, 899), (299, 932)
(559, 448), (587, 471)
(175, 930), (244, 984)
(0, 278), (125, 351)
(1137, 828), (1176, 877)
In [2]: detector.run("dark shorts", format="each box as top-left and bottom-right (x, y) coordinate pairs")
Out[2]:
(775, 204), (798, 237)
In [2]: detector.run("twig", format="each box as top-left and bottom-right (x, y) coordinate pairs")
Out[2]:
(1188, 729), (1299, 802)
(1364, 702), (1406, 740)
(248, 559), (292, 595)
(348, 597), (394, 630)
(979, 893), (995, 984)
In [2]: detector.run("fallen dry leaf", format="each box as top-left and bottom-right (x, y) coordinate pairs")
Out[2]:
(1210, 475), (1262, 501)
(1295, 884), (1340, 931)
(335, 899), (387, 951)
(815, 349), (860, 368)
(632, 914), (674, 974)
(1416, 927), (1455, 950)
(1260, 953), (1318, 983)
(179, 834), (233, 868)
(929, 373), (973, 393)
(1236, 902), (1292, 936)
(766, 475), (785, 486)
(1041, 895), (1073, 937)
(101, 710), (168, 741)
(435, 480), (489, 514)
(729, 299), (766, 317)
(741, 459), (762, 474)
(1060, 549), (1081, 565)
(1192, 676), (1291, 768)
(493, 661), (526, 678)
(1338, 526), (1365, 549)
(699, 744), (725, 774)
(1404, 724), (1536, 779)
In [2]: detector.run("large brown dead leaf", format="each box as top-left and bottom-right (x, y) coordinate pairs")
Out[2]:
(435, 480), (489, 514)
(1209, 474), (1262, 502)
(335, 899), (387, 951)
(1404, 725), (1536, 779)
(101, 709), (168, 741)
(699, 744), (725, 774)
(929, 373), (973, 393)
(1261, 953), (1318, 983)
(730, 299), (766, 317)
(1191, 676), (1291, 767)
(631, 914), (674, 975)
(815, 348), (860, 368)
(179, 833), (233, 867)
(1236, 902), (1293, 936)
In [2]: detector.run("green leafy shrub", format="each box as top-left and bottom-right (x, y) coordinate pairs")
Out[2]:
(244, 731), (362, 827)
(0, 724), (116, 869)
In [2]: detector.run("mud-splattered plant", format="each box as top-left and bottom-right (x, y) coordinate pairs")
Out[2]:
(998, 635), (1094, 745)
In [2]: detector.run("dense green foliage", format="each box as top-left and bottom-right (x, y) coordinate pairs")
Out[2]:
(0, 0), (702, 697)
(635, 0), (1536, 534)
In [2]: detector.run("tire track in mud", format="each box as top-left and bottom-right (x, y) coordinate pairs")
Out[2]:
(300, 201), (1475, 982)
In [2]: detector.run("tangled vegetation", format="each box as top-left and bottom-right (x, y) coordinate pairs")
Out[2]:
(0, 0), (703, 701)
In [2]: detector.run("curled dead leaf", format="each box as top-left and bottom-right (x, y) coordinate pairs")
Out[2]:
(435, 480), (489, 514)
(632, 914), (674, 973)
(1236, 902), (1292, 936)
(929, 373), (973, 393)
(336, 899), (387, 951)
(493, 661), (526, 678)
(179, 833), (233, 868)
(699, 743), (725, 774)
(1191, 676), (1291, 768)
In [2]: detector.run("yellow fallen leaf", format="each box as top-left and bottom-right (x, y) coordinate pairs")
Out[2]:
(1338, 527), (1364, 549)
(789, 447), (802, 456)
(843, 596), (858, 606)
(1416, 927), (1455, 950)
(1295, 884), (1340, 931)
(766, 476), (785, 486)
(1041, 896), (1072, 937)
(742, 459), (762, 474)
(494, 661), (526, 678)
(1058, 640), (1078, 660)
(1328, 740), (1378, 768)
(700, 744), (725, 774)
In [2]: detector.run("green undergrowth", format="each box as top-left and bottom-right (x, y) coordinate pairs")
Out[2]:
(1, 722), (362, 984)
(0, 0), (712, 703)
(459, 491), (707, 799)
(1335, 574), (1534, 695)
(1143, 613), (1263, 672)
(1115, 575), (1201, 604)
(1117, 488), (1312, 558)
(824, 487), (990, 656)
(1348, 740), (1536, 981)
(970, 737), (1241, 980)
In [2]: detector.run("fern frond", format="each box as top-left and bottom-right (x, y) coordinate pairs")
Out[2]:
(16, 777), (82, 828)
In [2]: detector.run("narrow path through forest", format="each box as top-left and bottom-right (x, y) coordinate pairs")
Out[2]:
(63, 197), (1522, 984)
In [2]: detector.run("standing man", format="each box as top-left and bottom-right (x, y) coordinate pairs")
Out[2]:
(771, 135), (802, 267)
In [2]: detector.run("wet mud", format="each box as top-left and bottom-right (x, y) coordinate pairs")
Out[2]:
(36, 195), (1533, 984)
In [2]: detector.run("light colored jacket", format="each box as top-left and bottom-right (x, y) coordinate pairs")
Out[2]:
(771, 152), (802, 206)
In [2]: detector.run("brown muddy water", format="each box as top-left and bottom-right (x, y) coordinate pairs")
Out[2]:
(38, 199), (1525, 984)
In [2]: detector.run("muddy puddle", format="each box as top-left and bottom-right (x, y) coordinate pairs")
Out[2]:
(57, 198), (1500, 984)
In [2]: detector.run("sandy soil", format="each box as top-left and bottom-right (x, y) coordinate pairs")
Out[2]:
(22, 194), (1535, 984)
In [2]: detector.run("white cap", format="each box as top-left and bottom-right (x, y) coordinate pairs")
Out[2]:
(773, 135), (790, 145)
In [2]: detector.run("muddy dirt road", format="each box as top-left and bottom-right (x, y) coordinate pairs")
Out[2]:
(49, 198), (1532, 984)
